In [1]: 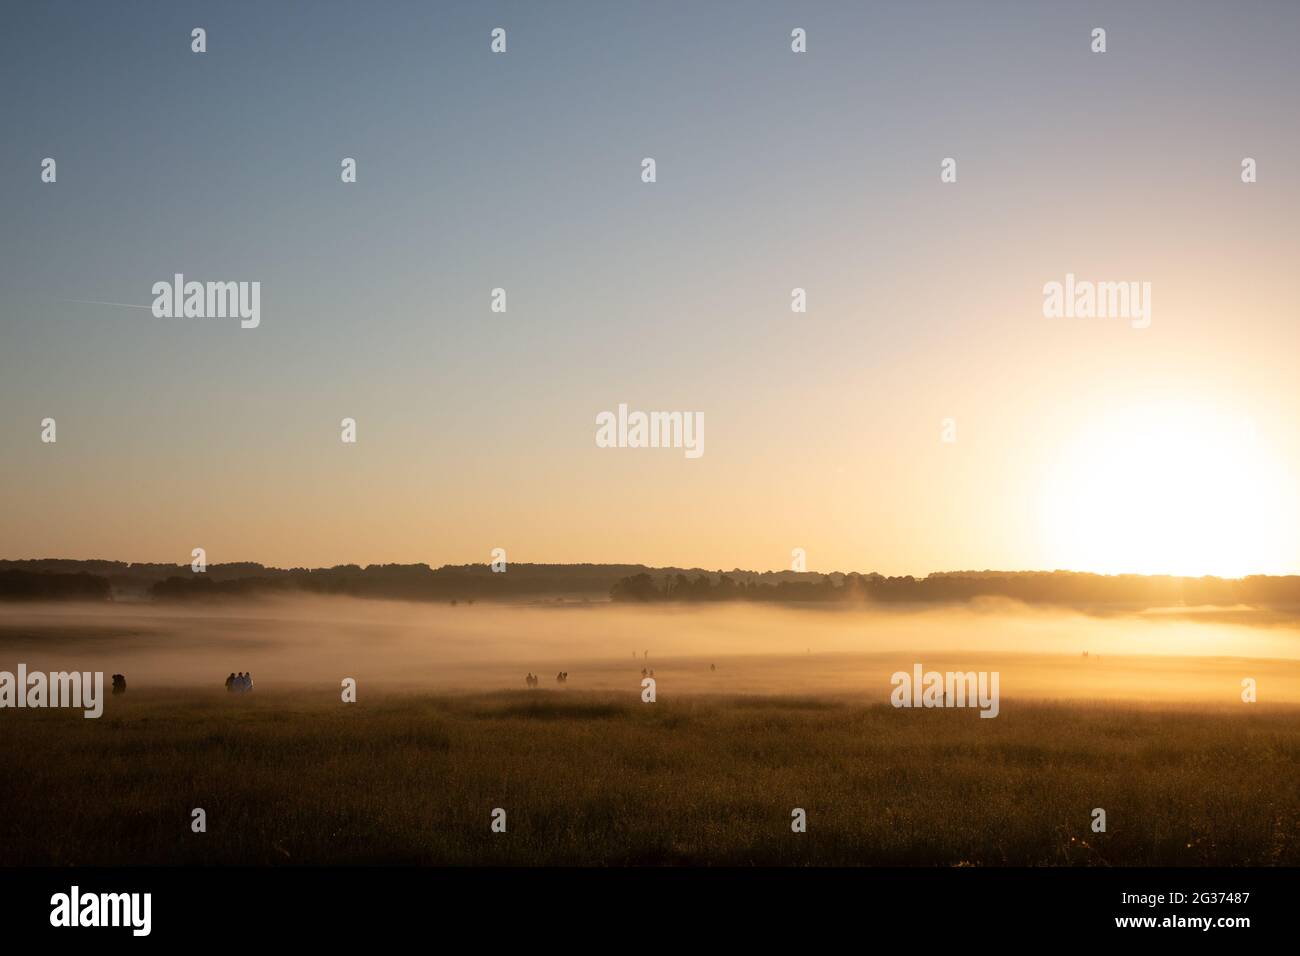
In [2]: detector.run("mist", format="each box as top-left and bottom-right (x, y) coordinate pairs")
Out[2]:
(1, 597), (1297, 704)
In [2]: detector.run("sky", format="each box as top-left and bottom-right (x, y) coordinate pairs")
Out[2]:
(2, 1), (1298, 577)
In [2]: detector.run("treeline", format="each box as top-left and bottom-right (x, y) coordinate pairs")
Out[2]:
(0, 559), (276, 597)
(0, 560), (656, 603)
(609, 570), (1300, 608)
(0, 569), (112, 601)
(6, 559), (1300, 609)
(144, 563), (654, 602)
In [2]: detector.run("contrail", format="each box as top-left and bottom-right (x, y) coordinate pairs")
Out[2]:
(59, 298), (154, 311)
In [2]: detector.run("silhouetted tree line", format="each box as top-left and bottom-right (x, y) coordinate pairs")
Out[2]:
(0, 560), (654, 603)
(0, 569), (111, 601)
(5, 559), (1300, 609)
(145, 563), (656, 602)
(610, 570), (1300, 609)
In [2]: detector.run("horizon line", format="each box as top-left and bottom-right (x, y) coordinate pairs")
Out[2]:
(3, 557), (1297, 582)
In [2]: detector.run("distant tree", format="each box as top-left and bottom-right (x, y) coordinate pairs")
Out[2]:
(610, 573), (661, 602)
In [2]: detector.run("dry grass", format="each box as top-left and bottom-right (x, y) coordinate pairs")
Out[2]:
(2, 688), (1297, 866)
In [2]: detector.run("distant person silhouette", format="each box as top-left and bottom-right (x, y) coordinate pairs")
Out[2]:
(111, 674), (126, 695)
(226, 672), (236, 692)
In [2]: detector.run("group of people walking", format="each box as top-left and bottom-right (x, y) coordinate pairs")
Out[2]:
(225, 672), (254, 693)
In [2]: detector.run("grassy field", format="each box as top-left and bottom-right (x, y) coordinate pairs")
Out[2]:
(2, 687), (1298, 866)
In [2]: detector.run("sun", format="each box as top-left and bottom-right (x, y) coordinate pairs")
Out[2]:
(1039, 402), (1296, 578)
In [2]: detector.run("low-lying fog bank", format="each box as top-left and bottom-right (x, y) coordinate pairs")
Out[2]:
(1, 597), (1297, 702)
